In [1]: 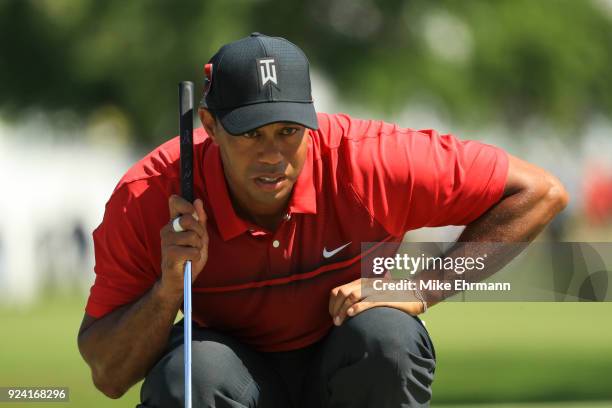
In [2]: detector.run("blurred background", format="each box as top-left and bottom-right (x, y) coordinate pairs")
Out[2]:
(1, 0), (612, 406)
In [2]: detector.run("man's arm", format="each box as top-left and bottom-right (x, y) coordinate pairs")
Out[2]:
(77, 283), (182, 398)
(459, 154), (569, 243)
(77, 195), (208, 398)
(330, 154), (569, 322)
(422, 153), (569, 305)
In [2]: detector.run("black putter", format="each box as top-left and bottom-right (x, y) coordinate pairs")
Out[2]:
(178, 81), (194, 408)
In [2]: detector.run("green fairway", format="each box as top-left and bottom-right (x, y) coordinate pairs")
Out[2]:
(0, 294), (611, 407)
(425, 302), (612, 404)
(0, 293), (141, 407)
(438, 403), (612, 408)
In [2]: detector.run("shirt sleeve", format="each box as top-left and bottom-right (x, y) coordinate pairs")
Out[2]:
(85, 182), (158, 318)
(328, 114), (509, 237)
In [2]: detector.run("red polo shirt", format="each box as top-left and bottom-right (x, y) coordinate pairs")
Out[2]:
(86, 112), (508, 351)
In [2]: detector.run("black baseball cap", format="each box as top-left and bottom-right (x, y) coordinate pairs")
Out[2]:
(201, 33), (318, 135)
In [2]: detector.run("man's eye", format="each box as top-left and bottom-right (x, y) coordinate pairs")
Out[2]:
(242, 131), (258, 139)
(280, 127), (298, 136)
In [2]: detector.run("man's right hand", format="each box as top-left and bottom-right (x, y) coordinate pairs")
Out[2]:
(78, 195), (207, 398)
(159, 194), (209, 297)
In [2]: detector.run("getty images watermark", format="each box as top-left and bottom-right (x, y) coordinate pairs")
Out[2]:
(370, 252), (508, 292)
(360, 242), (612, 302)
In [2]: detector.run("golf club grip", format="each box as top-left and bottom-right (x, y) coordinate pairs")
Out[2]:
(179, 81), (194, 408)
(179, 81), (194, 203)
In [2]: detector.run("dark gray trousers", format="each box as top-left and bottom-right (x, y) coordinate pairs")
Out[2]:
(137, 307), (436, 408)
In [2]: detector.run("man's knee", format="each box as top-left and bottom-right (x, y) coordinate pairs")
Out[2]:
(318, 307), (436, 406)
(341, 307), (435, 359)
(140, 338), (257, 407)
(139, 344), (185, 406)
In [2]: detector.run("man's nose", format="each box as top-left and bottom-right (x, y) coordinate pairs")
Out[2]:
(258, 139), (284, 165)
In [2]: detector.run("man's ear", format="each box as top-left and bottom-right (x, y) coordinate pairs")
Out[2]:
(199, 108), (219, 145)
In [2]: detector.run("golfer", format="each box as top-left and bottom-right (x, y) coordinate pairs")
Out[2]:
(77, 33), (568, 407)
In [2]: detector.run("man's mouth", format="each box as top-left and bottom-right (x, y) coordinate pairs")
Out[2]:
(253, 174), (288, 191)
(256, 175), (285, 183)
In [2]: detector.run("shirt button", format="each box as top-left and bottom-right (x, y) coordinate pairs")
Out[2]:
(272, 240), (280, 248)
(284, 213), (291, 221)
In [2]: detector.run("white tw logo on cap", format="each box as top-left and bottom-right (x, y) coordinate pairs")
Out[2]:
(258, 58), (278, 87)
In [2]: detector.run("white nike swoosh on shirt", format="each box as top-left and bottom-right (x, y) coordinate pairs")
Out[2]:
(323, 242), (352, 259)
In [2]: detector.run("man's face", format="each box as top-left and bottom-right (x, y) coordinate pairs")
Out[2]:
(200, 109), (309, 216)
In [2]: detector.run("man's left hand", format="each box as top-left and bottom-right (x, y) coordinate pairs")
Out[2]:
(329, 278), (425, 326)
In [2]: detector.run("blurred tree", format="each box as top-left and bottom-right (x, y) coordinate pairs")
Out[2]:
(1, 0), (611, 145)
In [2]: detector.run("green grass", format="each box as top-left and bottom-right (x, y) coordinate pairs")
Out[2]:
(0, 294), (611, 407)
(438, 403), (612, 408)
(426, 302), (612, 405)
(0, 293), (141, 407)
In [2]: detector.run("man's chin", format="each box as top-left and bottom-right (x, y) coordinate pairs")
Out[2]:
(249, 181), (294, 206)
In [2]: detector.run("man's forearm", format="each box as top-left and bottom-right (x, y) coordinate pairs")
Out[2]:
(421, 157), (569, 306)
(78, 282), (182, 398)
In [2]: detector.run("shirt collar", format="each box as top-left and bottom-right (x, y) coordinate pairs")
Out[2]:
(203, 132), (316, 242)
